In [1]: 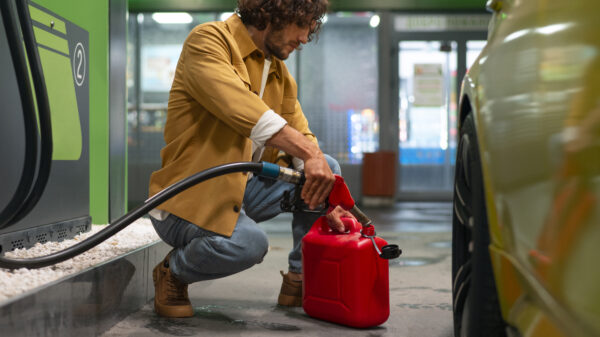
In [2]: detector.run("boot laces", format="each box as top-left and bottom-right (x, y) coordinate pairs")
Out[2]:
(165, 272), (188, 302)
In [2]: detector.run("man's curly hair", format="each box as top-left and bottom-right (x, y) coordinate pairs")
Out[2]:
(236, 0), (329, 42)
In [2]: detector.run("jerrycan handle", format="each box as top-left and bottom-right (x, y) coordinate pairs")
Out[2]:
(318, 216), (361, 234)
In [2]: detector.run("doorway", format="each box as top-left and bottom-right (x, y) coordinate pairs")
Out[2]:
(392, 26), (487, 200)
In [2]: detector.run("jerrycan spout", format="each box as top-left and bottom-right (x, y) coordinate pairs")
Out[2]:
(328, 175), (401, 260)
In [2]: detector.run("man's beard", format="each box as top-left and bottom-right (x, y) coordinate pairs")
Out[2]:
(264, 30), (297, 60)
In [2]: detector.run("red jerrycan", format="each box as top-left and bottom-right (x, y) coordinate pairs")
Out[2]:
(302, 216), (395, 328)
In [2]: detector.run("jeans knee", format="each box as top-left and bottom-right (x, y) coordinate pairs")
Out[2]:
(243, 228), (269, 264)
(222, 225), (269, 266)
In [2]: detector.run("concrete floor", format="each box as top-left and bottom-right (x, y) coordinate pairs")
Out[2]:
(101, 202), (454, 337)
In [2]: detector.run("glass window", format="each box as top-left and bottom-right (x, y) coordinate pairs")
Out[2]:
(127, 12), (217, 206)
(126, 11), (380, 206)
(298, 13), (379, 164)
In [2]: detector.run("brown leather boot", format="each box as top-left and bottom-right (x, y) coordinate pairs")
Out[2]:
(152, 251), (194, 317)
(277, 270), (303, 307)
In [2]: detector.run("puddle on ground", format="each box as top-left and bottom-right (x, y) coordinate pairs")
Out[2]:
(397, 302), (452, 311)
(146, 305), (300, 335)
(390, 286), (451, 294)
(389, 256), (446, 267)
(195, 306), (300, 331)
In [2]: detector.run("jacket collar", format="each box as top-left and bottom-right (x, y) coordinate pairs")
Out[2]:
(225, 14), (281, 78)
(226, 14), (259, 60)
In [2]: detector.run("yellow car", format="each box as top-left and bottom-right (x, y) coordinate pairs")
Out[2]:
(452, 0), (600, 336)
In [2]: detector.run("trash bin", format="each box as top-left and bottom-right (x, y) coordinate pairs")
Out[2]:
(362, 151), (396, 207)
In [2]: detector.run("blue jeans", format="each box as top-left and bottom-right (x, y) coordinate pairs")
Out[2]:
(150, 155), (341, 284)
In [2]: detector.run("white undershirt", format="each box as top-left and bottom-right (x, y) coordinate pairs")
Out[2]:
(251, 58), (285, 162)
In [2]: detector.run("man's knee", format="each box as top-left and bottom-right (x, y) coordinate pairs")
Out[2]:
(324, 154), (341, 175)
(185, 226), (268, 270)
(224, 225), (269, 266)
(243, 227), (269, 264)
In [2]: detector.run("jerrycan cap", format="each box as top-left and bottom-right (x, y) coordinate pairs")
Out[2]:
(380, 244), (402, 259)
(361, 225), (402, 259)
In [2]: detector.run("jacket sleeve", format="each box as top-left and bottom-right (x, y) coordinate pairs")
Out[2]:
(178, 24), (268, 138)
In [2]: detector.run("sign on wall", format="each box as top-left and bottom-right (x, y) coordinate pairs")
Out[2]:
(413, 63), (444, 107)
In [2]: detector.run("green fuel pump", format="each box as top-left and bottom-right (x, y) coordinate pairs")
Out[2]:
(0, 0), (90, 253)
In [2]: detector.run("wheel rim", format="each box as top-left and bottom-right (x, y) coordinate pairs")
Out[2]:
(452, 127), (474, 335)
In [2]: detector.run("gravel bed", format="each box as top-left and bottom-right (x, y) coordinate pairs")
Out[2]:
(0, 218), (159, 302)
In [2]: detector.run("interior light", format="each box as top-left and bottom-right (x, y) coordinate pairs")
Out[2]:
(369, 15), (380, 28)
(322, 14), (328, 24)
(151, 12), (193, 24)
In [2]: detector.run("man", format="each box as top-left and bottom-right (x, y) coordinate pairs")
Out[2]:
(148, 0), (351, 318)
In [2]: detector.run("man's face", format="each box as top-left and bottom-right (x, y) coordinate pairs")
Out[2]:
(264, 22), (312, 60)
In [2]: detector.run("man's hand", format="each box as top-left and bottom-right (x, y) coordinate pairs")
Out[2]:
(301, 154), (335, 209)
(265, 125), (335, 209)
(326, 205), (357, 232)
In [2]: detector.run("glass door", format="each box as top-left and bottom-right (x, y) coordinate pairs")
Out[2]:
(398, 40), (458, 194)
(395, 38), (486, 198)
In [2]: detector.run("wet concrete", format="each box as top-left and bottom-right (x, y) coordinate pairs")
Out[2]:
(101, 202), (454, 337)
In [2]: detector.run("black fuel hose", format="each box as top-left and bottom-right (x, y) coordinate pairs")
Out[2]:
(0, 161), (302, 270)
(8, 0), (54, 225)
(0, 0), (43, 229)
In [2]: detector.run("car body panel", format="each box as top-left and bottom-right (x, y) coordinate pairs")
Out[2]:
(459, 0), (600, 336)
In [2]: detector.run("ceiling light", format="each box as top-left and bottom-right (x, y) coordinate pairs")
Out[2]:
(369, 15), (380, 28)
(220, 12), (234, 21)
(151, 12), (193, 24)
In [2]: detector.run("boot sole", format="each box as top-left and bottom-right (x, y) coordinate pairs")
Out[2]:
(278, 293), (302, 307)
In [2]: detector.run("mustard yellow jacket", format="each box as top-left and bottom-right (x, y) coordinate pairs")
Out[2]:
(148, 15), (318, 237)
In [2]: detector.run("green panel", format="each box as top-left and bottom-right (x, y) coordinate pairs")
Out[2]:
(29, 4), (66, 34)
(329, 0), (486, 11)
(37, 48), (82, 160)
(128, 0), (486, 12)
(129, 0), (235, 12)
(33, 26), (69, 55)
(33, 0), (109, 224)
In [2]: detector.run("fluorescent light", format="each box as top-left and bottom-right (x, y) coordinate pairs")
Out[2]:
(369, 15), (380, 28)
(151, 13), (193, 24)
(220, 12), (234, 21)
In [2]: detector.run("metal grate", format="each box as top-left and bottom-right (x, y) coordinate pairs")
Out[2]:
(11, 239), (25, 250)
(35, 233), (48, 244)
(73, 224), (89, 235)
(56, 228), (68, 241)
(0, 216), (91, 254)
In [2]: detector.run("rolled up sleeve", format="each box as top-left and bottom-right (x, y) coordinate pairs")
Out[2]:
(250, 109), (287, 149)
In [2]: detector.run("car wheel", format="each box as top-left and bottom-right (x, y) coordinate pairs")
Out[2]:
(452, 113), (506, 337)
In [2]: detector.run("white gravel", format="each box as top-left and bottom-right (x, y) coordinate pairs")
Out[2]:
(0, 218), (160, 302)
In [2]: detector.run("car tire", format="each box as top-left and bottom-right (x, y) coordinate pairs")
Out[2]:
(452, 112), (506, 337)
